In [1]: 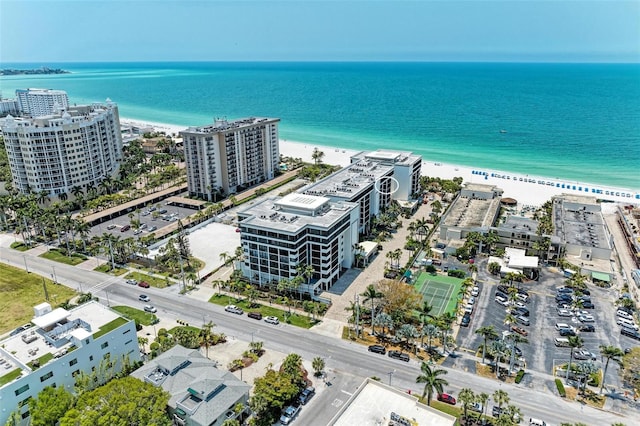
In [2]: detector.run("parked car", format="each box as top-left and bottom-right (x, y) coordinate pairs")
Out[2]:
(582, 301), (595, 309)
(621, 327), (640, 340)
(578, 314), (595, 323)
(264, 316), (280, 325)
(133, 229), (143, 235)
(138, 281), (150, 288)
(225, 305), (243, 315)
(557, 308), (572, 317)
(388, 350), (410, 362)
(471, 286), (480, 297)
(559, 328), (576, 337)
(574, 349), (596, 361)
(460, 313), (471, 327)
(143, 305), (157, 313)
(495, 296), (510, 307)
(469, 402), (483, 413)
(298, 387), (315, 405)
(515, 316), (530, 326)
(578, 324), (595, 332)
(248, 312), (262, 320)
(138, 294), (150, 302)
(125, 279), (137, 285)
(512, 307), (529, 317)
(511, 326), (528, 336)
(279, 405), (300, 425)
(147, 226), (158, 232)
(106, 224), (117, 230)
(120, 225), (131, 232)
(437, 393), (457, 405)
(368, 345), (387, 354)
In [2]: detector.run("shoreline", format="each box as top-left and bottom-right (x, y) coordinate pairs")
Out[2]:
(120, 117), (640, 206)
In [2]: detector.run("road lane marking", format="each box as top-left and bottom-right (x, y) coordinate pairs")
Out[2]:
(341, 390), (353, 396)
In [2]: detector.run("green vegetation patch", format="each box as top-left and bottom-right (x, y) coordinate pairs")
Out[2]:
(10, 242), (30, 251)
(0, 262), (77, 334)
(93, 317), (129, 339)
(555, 378), (566, 397)
(39, 249), (87, 266)
(124, 271), (172, 288)
(208, 294), (314, 329)
(0, 368), (22, 387)
(168, 325), (201, 335)
(94, 264), (128, 276)
(111, 306), (157, 326)
(27, 352), (54, 370)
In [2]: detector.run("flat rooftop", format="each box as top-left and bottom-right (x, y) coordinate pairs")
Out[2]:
(239, 194), (357, 233)
(352, 149), (421, 167)
(303, 160), (393, 201)
(554, 200), (610, 249)
(443, 194), (501, 229)
(0, 302), (124, 374)
(182, 117), (279, 134)
(328, 379), (455, 426)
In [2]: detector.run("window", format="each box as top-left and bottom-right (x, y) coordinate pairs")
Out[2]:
(40, 371), (54, 382)
(101, 342), (109, 349)
(125, 339), (133, 345)
(18, 397), (32, 407)
(89, 355), (94, 361)
(21, 411), (30, 420)
(72, 370), (80, 377)
(123, 329), (131, 335)
(69, 358), (78, 366)
(15, 384), (30, 396)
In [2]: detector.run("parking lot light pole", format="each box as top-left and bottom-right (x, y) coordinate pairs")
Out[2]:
(23, 255), (29, 273)
(388, 369), (395, 386)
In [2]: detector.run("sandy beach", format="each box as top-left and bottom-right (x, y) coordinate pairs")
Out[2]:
(121, 118), (639, 207)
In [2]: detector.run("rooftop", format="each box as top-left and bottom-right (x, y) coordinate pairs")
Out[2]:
(0, 301), (125, 377)
(352, 149), (421, 167)
(131, 346), (250, 425)
(182, 117), (279, 134)
(328, 378), (455, 426)
(554, 197), (610, 249)
(239, 194), (358, 233)
(443, 192), (501, 230)
(303, 160), (393, 201)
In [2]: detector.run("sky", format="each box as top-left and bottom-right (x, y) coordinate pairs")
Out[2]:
(0, 0), (638, 63)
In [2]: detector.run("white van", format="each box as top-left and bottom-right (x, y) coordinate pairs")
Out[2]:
(617, 317), (639, 330)
(529, 419), (547, 426)
(617, 310), (634, 320)
(555, 322), (571, 331)
(554, 337), (570, 347)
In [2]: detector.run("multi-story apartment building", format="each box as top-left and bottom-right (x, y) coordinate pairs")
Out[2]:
(180, 117), (280, 200)
(490, 215), (562, 266)
(350, 150), (422, 201)
(16, 88), (69, 118)
(0, 301), (140, 424)
(131, 346), (250, 426)
(302, 150), (422, 235)
(0, 102), (123, 197)
(238, 193), (359, 295)
(0, 96), (19, 117)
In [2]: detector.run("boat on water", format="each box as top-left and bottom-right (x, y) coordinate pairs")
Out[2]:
(499, 129), (508, 134)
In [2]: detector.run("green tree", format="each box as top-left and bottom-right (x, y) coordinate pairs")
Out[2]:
(280, 353), (305, 388)
(59, 377), (171, 426)
(458, 388), (476, 421)
(566, 335), (584, 381)
(415, 362), (448, 406)
(493, 389), (510, 409)
(252, 369), (300, 426)
(361, 284), (384, 334)
(29, 385), (75, 426)
(312, 356), (325, 377)
(475, 325), (499, 365)
(599, 344), (624, 394)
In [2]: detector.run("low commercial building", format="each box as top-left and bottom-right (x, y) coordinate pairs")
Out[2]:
(238, 193), (359, 295)
(0, 301), (140, 424)
(131, 346), (250, 426)
(491, 215), (562, 266)
(328, 378), (456, 426)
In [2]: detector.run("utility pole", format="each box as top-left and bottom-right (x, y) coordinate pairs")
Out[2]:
(23, 255), (29, 273)
(388, 369), (395, 386)
(51, 266), (58, 285)
(355, 294), (361, 338)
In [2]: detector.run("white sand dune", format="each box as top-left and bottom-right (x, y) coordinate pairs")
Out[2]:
(122, 118), (639, 207)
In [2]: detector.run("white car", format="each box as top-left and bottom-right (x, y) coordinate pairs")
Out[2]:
(578, 314), (595, 323)
(464, 304), (474, 313)
(125, 279), (137, 285)
(557, 308), (572, 317)
(471, 286), (480, 297)
(574, 349), (596, 361)
(138, 294), (150, 302)
(495, 296), (510, 307)
(468, 296), (476, 305)
(143, 305), (157, 313)
(225, 305), (243, 315)
(264, 316), (280, 325)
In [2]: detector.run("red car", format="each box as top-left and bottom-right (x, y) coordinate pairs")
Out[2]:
(138, 281), (150, 288)
(437, 393), (456, 405)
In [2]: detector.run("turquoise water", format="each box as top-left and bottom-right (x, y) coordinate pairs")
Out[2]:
(1, 62), (638, 190)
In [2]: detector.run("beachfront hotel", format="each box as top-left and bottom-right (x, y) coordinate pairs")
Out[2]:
(180, 117), (280, 201)
(302, 150), (422, 234)
(16, 88), (70, 118)
(0, 101), (123, 198)
(0, 301), (140, 424)
(237, 193), (359, 295)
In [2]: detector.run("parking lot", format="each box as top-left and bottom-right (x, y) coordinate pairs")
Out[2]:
(457, 262), (628, 389)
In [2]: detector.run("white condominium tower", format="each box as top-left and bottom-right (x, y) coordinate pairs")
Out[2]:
(180, 117), (280, 200)
(16, 88), (70, 117)
(0, 101), (123, 197)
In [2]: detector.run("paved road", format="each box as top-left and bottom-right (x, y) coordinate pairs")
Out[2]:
(0, 242), (634, 426)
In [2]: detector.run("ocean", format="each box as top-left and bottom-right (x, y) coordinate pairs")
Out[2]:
(1, 62), (639, 190)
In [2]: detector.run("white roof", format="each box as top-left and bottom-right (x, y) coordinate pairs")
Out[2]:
(32, 307), (70, 329)
(276, 193), (329, 211)
(359, 241), (379, 257)
(505, 247), (539, 269)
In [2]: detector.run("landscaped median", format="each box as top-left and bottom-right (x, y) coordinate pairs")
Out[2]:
(124, 271), (174, 289)
(39, 248), (88, 266)
(208, 294), (316, 329)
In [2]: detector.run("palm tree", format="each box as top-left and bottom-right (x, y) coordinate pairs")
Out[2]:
(311, 147), (325, 165)
(493, 389), (510, 410)
(490, 339), (509, 378)
(415, 362), (448, 406)
(599, 345), (624, 394)
(418, 302), (434, 346)
(200, 321), (216, 358)
(566, 335), (584, 381)
(477, 392), (490, 422)
(475, 325), (499, 365)
(458, 388), (476, 421)
(361, 284), (383, 334)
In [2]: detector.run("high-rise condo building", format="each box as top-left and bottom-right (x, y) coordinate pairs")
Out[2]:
(0, 301), (140, 425)
(238, 193), (359, 295)
(16, 88), (70, 118)
(0, 101), (123, 197)
(180, 117), (280, 200)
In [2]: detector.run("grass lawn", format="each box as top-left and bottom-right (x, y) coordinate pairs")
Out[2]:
(39, 249), (87, 266)
(111, 306), (157, 326)
(169, 325), (201, 334)
(94, 263), (128, 276)
(0, 368), (22, 387)
(0, 262), (77, 334)
(124, 271), (173, 289)
(92, 317), (130, 339)
(10, 242), (30, 251)
(208, 294), (315, 329)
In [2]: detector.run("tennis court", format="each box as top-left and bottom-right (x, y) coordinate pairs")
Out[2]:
(413, 272), (464, 316)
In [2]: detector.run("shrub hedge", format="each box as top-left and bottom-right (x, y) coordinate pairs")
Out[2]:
(555, 378), (566, 397)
